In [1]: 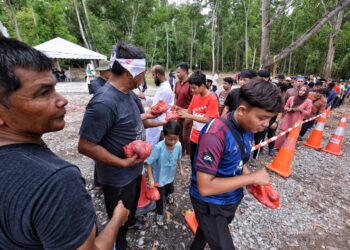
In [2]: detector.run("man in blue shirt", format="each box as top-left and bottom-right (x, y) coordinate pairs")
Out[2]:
(190, 78), (283, 250)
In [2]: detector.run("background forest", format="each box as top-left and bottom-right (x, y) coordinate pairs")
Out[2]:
(1, 0), (350, 79)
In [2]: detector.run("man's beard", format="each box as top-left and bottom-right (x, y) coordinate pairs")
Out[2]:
(155, 78), (161, 86)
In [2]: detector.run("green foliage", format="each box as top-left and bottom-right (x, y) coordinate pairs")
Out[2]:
(2, 0), (350, 78)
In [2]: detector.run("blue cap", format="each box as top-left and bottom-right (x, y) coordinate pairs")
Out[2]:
(296, 75), (305, 80)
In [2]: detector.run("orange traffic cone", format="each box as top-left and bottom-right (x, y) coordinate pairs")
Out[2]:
(184, 210), (198, 234)
(136, 173), (156, 216)
(326, 107), (331, 118)
(322, 114), (348, 156)
(303, 113), (327, 150)
(266, 120), (302, 178)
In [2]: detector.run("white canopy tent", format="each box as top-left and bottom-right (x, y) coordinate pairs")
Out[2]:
(34, 37), (107, 60)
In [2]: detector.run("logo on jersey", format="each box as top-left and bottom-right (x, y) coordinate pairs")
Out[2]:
(202, 152), (214, 165)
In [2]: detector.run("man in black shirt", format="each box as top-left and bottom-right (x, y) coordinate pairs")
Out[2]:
(0, 37), (128, 249)
(221, 69), (257, 116)
(89, 59), (111, 95)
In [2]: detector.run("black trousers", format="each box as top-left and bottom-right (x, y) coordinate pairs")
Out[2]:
(300, 120), (315, 137)
(156, 182), (174, 215)
(190, 196), (241, 250)
(253, 127), (277, 158)
(102, 175), (142, 250)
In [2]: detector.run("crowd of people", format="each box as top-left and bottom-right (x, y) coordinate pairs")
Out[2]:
(1, 36), (349, 250)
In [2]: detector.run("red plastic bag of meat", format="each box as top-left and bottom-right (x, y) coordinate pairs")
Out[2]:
(165, 111), (180, 121)
(146, 184), (160, 201)
(246, 183), (280, 209)
(123, 140), (152, 160)
(150, 100), (169, 115)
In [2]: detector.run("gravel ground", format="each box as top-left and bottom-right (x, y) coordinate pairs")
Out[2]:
(44, 82), (350, 250)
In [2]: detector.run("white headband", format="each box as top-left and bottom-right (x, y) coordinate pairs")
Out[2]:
(110, 53), (146, 78)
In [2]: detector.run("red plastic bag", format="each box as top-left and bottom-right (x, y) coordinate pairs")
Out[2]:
(123, 140), (152, 160)
(146, 184), (160, 201)
(151, 100), (169, 115)
(246, 183), (280, 209)
(165, 111), (180, 121)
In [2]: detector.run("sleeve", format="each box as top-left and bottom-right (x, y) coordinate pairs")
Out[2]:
(33, 167), (96, 249)
(205, 95), (219, 118)
(224, 90), (233, 107)
(145, 95), (154, 106)
(196, 132), (225, 176)
(145, 144), (160, 165)
(285, 96), (293, 110)
(177, 143), (182, 160)
(79, 102), (114, 144)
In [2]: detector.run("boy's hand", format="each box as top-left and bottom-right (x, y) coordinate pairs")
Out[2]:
(252, 168), (270, 185)
(149, 179), (155, 188)
(112, 201), (130, 226)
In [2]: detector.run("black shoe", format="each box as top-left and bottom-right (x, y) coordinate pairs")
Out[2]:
(128, 218), (149, 230)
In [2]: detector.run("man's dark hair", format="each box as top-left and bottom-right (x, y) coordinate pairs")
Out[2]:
(163, 121), (181, 136)
(153, 65), (165, 76)
(175, 62), (189, 73)
(239, 69), (257, 79)
(0, 37), (52, 107)
(276, 74), (285, 80)
(239, 78), (283, 113)
(308, 82), (315, 88)
(223, 77), (234, 85)
(111, 42), (145, 76)
(188, 70), (206, 87)
(315, 81), (323, 86)
(258, 69), (270, 78)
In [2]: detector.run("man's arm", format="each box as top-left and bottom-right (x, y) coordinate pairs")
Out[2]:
(197, 168), (270, 196)
(78, 137), (143, 168)
(78, 201), (129, 250)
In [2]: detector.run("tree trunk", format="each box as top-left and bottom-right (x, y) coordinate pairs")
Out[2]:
(150, 34), (157, 68)
(221, 33), (224, 71)
(190, 21), (197, 71)
(260, 0), (270, 68)
(234, 45), (238, 70)
(251, 45), (257, 69)
(263, 0), (350, 68)
(211, 2), (218, 73)
(81, 0), (91, 31)
(5, 0), (21, 41)
(74, 0), (90, 49)
(323, 9), (344, 79)
(288, 17), (297, 76)
(166, 24), (169, 71)
(242, 0), (250, 69)
(216, 32), (220, 71)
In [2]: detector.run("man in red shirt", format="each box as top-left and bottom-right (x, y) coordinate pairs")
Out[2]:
(174, 63), (193, 156)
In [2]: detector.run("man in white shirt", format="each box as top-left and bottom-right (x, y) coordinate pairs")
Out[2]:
(138, 65), (174, 145)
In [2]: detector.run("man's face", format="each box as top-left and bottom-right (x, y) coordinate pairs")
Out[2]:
(223, 82), (231, 91)
(0, 68), (68, 136)
(238, 77), (249, 87)
(176, 67), (187, 81)
(151, 69), (161, 86)
(237, 106), (276, 133)
(294, 79), (304, 90)
(190, 84), (205, 95)
(130, 71), (146, 89)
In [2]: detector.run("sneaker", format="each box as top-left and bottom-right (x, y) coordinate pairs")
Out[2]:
(155, 214), (164, 226)
(166, 194), (174, 205)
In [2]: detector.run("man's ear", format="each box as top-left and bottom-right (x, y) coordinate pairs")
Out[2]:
(0, 105), (7, 126)
(126, 70), (133, 80)
(235, 105), (247, 117)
